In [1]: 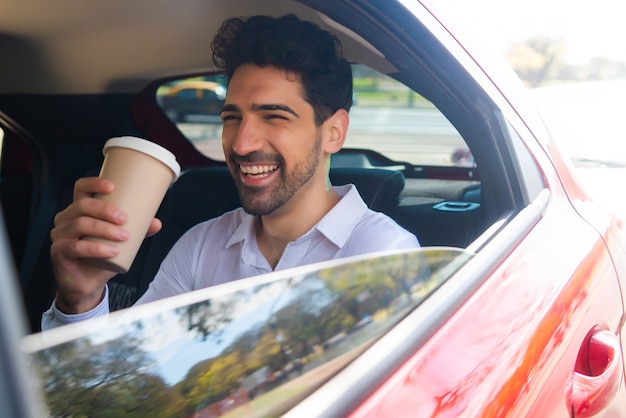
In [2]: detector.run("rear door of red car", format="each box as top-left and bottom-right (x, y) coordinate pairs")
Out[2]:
(342, 190), (626, 417)
(284, 0), (626, 415)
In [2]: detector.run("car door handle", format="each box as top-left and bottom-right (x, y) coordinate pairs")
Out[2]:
(571, 328), (623, 417)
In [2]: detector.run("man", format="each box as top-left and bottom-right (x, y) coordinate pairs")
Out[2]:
(43, 15), (419, 329)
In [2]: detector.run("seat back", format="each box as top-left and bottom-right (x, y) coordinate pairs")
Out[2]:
(329, 167), (404, 212)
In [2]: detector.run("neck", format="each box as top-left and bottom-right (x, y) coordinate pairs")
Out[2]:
(256, 181), (340, 269)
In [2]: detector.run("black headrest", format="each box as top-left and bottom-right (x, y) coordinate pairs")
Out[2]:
(329, 167), (404, 211)
(165, 166), (239, 228)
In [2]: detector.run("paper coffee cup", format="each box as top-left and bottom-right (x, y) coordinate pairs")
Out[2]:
(83, 136), (181, 273)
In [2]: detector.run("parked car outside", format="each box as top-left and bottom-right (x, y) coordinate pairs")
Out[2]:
(158, 80), (226, 123)
(1, 0), (625, 417)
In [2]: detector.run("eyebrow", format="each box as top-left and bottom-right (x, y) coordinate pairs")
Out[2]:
(220, 103), (299, 118)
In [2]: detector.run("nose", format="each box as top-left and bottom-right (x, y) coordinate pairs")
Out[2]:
(228, 117), (264, 156)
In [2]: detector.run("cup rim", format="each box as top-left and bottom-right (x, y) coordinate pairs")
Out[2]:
(103, 136), (181, 181)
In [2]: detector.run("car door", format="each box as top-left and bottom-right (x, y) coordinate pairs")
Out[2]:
(331, 190), (626, 417)
(282, 0), (626, 416)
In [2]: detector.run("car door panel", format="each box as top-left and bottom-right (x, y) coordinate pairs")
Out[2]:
(348, 191), (625, 417)
(573, 198), (626, 398)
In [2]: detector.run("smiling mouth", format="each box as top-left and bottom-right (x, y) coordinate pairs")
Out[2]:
(240, 164), (279, 178)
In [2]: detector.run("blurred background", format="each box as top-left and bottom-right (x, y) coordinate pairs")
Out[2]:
(439, 0), (626, 214)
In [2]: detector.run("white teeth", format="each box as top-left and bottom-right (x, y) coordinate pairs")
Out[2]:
(240, 164), (278, 175)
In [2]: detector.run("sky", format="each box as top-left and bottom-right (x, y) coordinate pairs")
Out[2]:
(435, 0), (626, 64)
(428, 0), (626, 214)
(142, 279), (306, 385)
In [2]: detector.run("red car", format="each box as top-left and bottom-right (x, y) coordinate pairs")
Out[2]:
(1, 0), (625, 417)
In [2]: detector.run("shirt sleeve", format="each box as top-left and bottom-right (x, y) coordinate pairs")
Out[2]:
(133, 224), (201, 305)
(346, 211), (420, 255)
(41, 285), (110, 331)
(392, 223), (421, 248)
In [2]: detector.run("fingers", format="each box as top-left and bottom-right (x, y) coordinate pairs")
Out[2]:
(49, 177), (129, 314)
(51, 177), (130, 263)
(52, 200), (127, 241)
(68, 177), (164, 240)
(52, 237), (120, 263)
(55, 177), (126, 234)
(50, 217), (125, 274)
(61, 194), (125, 228)
(72, 178), (126, 226)
(73, 176), (114, 200)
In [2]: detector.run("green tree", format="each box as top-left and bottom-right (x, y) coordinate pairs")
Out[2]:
(177, 299), (234, 341)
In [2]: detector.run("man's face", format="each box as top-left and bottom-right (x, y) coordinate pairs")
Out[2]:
(221, 64), (323, 216)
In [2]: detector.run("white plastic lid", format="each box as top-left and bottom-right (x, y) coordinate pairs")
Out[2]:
(103, 136), (181, 181)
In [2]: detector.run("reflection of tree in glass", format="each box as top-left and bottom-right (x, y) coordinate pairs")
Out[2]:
(172, 285), (294, 413)
(184, 352), (248, 412)
(249, 255), (430, 380)
(174, 325), (273, 413)
(177, 284), (278, 343)
(32, 336), (186, 417)
(319, 253), (424, 316)
(270, 287), (334, 359)
(176, 299), (234, 341)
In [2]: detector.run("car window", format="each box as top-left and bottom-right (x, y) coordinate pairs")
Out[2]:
(156, 76), (227, 126)
(24, 248), (473, 417)
(0, 126), (4, 170)
(178, 89), (197, 100)
(155, 65), (469, 167)
(347, 65), (468, 167)
(201, 90), (219, 101)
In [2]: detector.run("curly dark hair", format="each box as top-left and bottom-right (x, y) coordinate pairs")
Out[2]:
(211, 14), (353, 125)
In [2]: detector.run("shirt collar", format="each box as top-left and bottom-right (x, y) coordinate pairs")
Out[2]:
(226, 210), (255, 248)
(312, 184), (368, 247)
(226, 184), (368, 249)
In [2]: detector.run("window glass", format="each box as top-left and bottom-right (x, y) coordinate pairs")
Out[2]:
(348, 65), (468, 167)
(178, 89), (197, 100)
(0, 126), (4, 172)
(155, 65), (469, 167)
(25, 248), (473, 417)
(156, 76), (226, 133)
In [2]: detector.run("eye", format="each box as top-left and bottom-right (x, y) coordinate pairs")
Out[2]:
(221, 114), (241, 123)
(264, 113), (289, 121)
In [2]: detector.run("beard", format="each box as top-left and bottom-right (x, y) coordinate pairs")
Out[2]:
(230, 134), (322, 216)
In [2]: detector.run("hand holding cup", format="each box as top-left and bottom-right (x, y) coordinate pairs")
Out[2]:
(50, 137), (179, 314)
(82, 136), (181, 273)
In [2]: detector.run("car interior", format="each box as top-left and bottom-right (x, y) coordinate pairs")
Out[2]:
(0, 0), (546, 333)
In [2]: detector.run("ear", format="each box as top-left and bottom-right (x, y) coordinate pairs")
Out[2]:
(321, 109), (349, 154)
